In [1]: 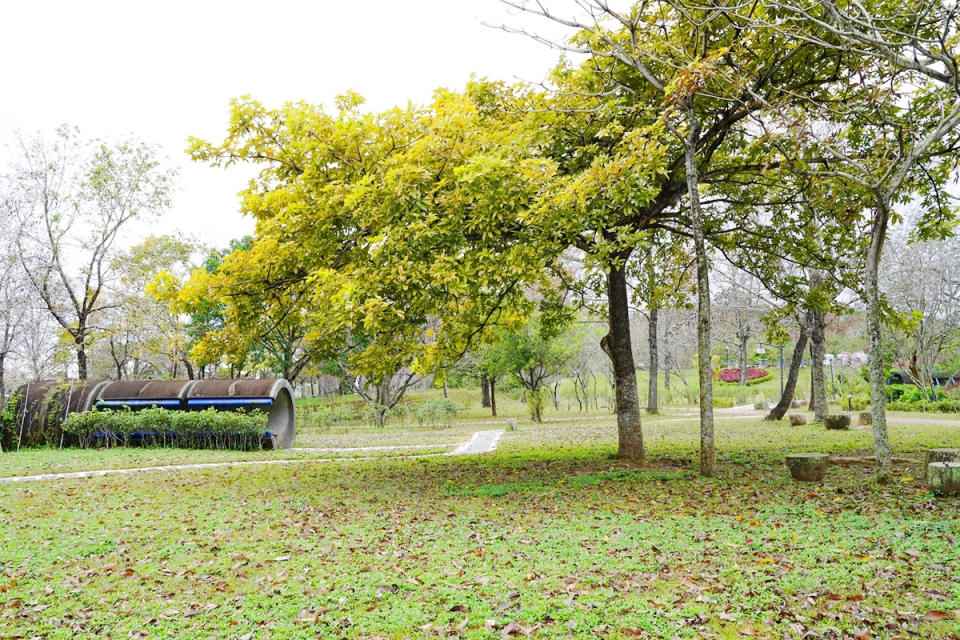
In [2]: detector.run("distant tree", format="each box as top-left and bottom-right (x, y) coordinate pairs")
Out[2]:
(99, 235), (197, 380)
(713, 264), (767, 386)
(0, 226), (28, 405)
(630, 233), (694, 413)
(8, 127), (174, 379)
(480, 315), (581, 423)
(152, 235), (320, 382)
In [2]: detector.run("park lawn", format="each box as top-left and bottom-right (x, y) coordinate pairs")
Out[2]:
(0, 443), (457, 480)
(1, 419), (959, 639)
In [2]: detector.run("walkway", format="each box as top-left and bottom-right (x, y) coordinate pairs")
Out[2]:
(0, 429), (506, 485)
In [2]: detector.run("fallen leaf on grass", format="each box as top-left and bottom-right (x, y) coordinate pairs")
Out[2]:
(924, 610), (952, 621)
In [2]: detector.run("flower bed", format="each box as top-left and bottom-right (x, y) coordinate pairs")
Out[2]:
(717, 367), (770, 384)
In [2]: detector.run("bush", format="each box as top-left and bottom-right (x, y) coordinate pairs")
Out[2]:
(713, 397), (735, 409)
(302, 401), (364, 428)
(62, 407), (269, 450)
(414, 398), (459, 428)
(934, 399), (960, 413)
(886, 398), (960, 413)
(0, 392), (19, 451)
(849, 395), (870, 411)
(885, 383), (945, 403)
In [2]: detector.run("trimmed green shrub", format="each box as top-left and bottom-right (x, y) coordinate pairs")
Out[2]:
(744, 374), (774, 386)
(849, 395), (870, 411)
(62, 407), (269, 450)
(886, 398), (960, 413)
(712, 397), (735, 409)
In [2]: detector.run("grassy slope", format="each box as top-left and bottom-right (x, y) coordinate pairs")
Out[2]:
(2, 414), (959, 639)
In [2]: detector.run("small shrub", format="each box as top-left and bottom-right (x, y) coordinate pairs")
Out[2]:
(885, 384), (945, 404)
(713, 397), (734, 409)
(934, 399), (960, 413)
(886, 398), (960, 413)
(849, 395), (870, 410)
(885, 384), (914, 402)
(414, 398), (458, 428)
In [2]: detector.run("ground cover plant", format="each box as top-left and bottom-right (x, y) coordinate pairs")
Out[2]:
(2, 414), (959, 639)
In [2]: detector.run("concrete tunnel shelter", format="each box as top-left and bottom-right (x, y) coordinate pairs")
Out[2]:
(96, 379), (296, 449)
(4, 378), (296, 450)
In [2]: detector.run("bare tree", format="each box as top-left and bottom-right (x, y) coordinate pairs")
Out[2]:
(713, 263), (766, 385)
(0, 226), (28, 405)
(8, 127), (174, 379)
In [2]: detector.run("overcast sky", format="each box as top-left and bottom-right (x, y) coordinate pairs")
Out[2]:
(1, 0), (566, 249)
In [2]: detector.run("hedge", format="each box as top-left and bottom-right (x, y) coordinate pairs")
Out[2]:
(886, 399), (960, 413)
(62, 407), (269, 450)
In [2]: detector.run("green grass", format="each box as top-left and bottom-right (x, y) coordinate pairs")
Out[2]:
(1, 414), (959, 638)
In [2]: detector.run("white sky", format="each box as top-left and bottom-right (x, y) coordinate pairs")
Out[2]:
(1, 0), (565, 250)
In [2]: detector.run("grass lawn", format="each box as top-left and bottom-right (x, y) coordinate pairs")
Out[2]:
(2, 414), (959, 638)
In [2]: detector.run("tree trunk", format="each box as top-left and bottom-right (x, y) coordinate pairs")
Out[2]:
(865, 209), (893, 477)
(76, 338), (88, 380)
(664, 352), (671, 390)
(647, 308), (659, 414)
(526, 383), (543, 423)
(0, 353), (5, 407)
(573, 375), (583, 411)
(682, 105), (716, 477)
(442, 379), (448, 399)
(480, 374), (491, 408)
(490, 377), (497, 417)
(603, 261), (645, 461)
(738, 332), (748, 385)
(182, 358), (195, 381)
(765, 322), (809, 421)
(809, 309), (829, 421)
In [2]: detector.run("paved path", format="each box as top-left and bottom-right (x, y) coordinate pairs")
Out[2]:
(0, 431), (505, 485)
(446, 430), (504, 456)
